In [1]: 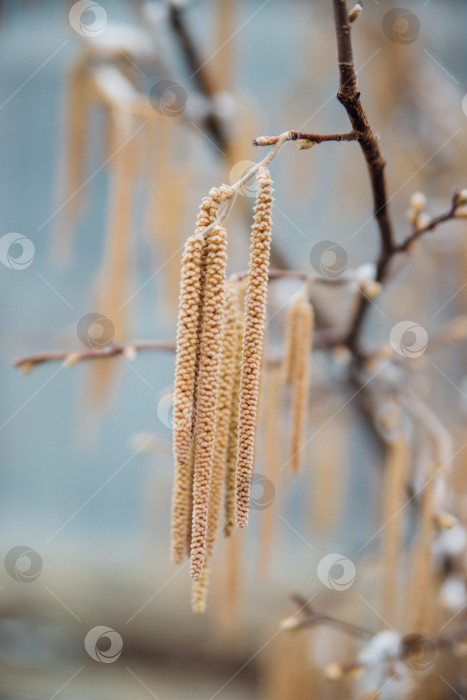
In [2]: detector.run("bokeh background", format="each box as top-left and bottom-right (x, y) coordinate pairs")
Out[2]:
(1, 0), (467, 697)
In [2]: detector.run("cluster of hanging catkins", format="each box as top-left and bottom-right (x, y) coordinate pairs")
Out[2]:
(171, 166), (315, 611)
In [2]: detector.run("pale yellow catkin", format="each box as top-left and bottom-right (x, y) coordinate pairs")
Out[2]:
(224, 286), (244, 538)
(55, 58), (88, 262)
(190, 285), (238, 612)
(290, 293), (314, 474)
(206, 282), (239, 558)
(89, 110), (137, 407)
(171, 188), (229, 565)
(282, 299), (300, 384)
(380, 437), (409, 628)
(171, 233), (206, 564)
(190, 225), (228, 581)
(406, 463), (438, 633)
(236, 167), (273, 528)
(171, 187), (227, 556)
(191, 559), (210, 613)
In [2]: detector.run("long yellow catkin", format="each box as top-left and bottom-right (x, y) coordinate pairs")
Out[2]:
(172, 233), (206, 470)
(380, 437), (409, 628)
(55, 57), (88, 263)
(282, 299), (300, 384)
(206, 282), (239, 558)
(406, 462), (437, 633)
(171, 190), (225, 565)
(171, 184), (231, 565)
(89, 110), (137, 406)
(224, 285), (244, 537)
(236, 166), (273, 528)
(190, 225), (228, 580)
(290, 292), (314, 474)
(171, 233), (206, 564)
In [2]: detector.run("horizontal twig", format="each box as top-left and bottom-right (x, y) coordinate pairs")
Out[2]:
(285, 594), (373, 639)
(14, 341), (176, 371)
(252, 130), (359, 147)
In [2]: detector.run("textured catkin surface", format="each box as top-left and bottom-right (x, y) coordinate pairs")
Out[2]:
(172, 233), (206, 472)
(290, 294), (314, 474)
(206, 282), (240, 557)
(282, 297), (300, 385)
(171, 233), (206, 564)
(224, 286), (244, 538)
(171, 190), (226, 565)
(236, 167), (273, 528)
(190, 226), (228, 580)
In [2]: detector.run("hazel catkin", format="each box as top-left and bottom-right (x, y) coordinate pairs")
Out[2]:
(236, 166), (273, 528)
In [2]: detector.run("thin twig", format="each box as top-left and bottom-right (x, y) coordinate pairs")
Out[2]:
(253, 130), (359, 147)
(14, 341), (175, 371)
(287, 594), (373, 639)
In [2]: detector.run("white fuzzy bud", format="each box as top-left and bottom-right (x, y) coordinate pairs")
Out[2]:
(455, 190), (467, 207)
(348, 2), (363, 22)
(409, 191), (427, 214)
(416, 212), (432, 230)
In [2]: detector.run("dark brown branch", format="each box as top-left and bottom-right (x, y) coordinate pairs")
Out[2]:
(168, 5), (227, 153)
(253, 130), (359, 147)
(332, 0), (396, 355)
(14, 341), (176, 371)
(167, 4), (289, 270)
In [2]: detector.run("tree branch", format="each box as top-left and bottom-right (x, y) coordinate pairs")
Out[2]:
(253, 130), (359, 147)
(168, 4), (227, 153)
(332, 0), (395, 354)
(14, 341), (176, 372)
